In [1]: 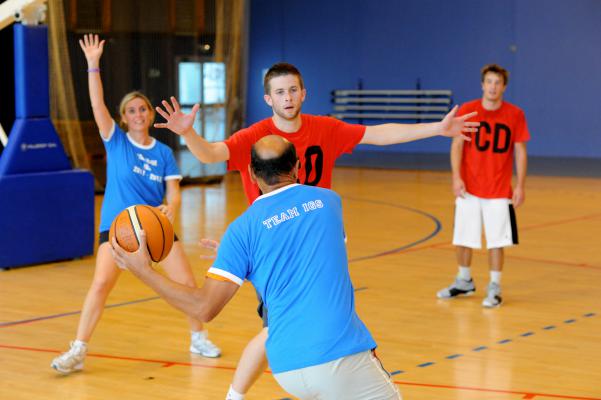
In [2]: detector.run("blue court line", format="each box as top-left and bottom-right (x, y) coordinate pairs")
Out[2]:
(0, 296), (160, 328)
(390, 370), (404, 375)
(3, 196), (430, 330)
(417, 362), (435, 368)
(343, 196), (442, 264)
(390, 311), (596, 374)
(354, 286), (368, 292)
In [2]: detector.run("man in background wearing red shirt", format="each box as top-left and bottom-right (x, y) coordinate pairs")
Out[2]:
(437, 64), (530, 308)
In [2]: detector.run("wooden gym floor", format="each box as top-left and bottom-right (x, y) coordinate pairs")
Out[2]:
(1, 168), (600, 399)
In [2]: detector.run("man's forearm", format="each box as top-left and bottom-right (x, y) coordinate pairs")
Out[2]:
(450, 138), (463, 178)
(361, 122), (442, 145)
(515, 143), (528, 188)
(131, 266), (209, 322)
(181, 129), (226, 164)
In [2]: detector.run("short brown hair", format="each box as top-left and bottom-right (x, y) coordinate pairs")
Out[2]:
(481, 64), (509, 86)
(263, 63), (305, 94)
(119, 91), (155, 129)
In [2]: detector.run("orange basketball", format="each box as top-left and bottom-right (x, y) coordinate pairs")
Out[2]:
(109, 205), (174, 262)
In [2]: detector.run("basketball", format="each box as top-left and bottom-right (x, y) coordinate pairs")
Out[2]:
(109, 205), (174, 262)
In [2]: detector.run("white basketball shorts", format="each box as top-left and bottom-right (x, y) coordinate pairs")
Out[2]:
(452, 192), (518, 249)
(273, 350), (401, 400)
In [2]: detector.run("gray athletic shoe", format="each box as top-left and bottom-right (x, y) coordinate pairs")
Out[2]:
(51, 341), (87, 375)
(482, 282), (503, 308)
(437, 277), (476, 299)
(190, 331), (221, 358)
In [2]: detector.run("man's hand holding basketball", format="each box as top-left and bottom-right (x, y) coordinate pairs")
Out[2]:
(199, 238), (220, 260)
(111, 231), (153, 274)
(157, 204), (175, 223)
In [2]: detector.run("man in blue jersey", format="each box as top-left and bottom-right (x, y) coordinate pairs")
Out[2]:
(111, 135), (401, 399)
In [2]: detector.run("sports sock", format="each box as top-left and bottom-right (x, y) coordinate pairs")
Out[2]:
(191, 330), (208, 339)
(490, 271), (502, 285)
(226, 385), (245, 400)
(457, 266), (471, 281)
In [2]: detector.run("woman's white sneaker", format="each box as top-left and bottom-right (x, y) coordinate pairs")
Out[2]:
(51, 340), (87, 375)
(190, 331), (221, 358)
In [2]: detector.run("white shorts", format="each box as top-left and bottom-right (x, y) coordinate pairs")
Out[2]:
(452, 192), (518, 249)
(273, 350), (401, 400)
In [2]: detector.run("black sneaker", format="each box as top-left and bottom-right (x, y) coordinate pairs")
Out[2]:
(437, 277), (476, 299)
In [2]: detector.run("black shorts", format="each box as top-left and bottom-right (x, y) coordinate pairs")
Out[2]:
(99, 230), (179, 245)
(255, 288), (268, 328)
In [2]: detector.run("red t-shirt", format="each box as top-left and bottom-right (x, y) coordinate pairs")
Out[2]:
(225, 114), (366, 203)
(458, 100), (530, 199)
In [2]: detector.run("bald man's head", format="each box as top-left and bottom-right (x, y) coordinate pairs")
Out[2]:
(251, 135), (297, 185)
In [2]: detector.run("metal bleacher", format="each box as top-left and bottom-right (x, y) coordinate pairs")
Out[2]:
(330, 89), (453, 122)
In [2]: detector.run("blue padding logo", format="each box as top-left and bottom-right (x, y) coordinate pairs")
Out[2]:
(0, 118), (70, 176)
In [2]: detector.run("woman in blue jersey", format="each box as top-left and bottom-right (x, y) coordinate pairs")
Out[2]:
(51, 34), (220, 375)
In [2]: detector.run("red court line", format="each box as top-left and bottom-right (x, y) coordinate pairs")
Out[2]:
(354, 211), (601, 264)
(394, 380), (601, 400)
(501, 254), (601, 271)
(1, 344), (596, 399)
(0, 343), (242, 372)
(432, 245), (601, 270)
(401, 211), (601, 270)
(521, 213), (601, 232)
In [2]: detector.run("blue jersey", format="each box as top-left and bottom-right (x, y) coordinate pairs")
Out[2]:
(99, 122), (181, 232)
(209, 184), (376, 373)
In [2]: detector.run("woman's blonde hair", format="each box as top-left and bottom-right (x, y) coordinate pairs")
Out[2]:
(118, 91), (155, 129)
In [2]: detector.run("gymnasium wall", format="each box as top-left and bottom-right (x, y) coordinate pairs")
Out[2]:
(246, 0), (601, 160)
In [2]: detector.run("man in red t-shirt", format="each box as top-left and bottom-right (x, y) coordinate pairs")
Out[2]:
(437, 64), (530, 308)
(155, 63), (478, 399)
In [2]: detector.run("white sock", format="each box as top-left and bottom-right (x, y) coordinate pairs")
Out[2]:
(191, 330), (208, 339)
(226, 385), (245, 400)
(73, 340), (87, 347)
(490, 271), (502, 285)
(457, 266), (471, 281)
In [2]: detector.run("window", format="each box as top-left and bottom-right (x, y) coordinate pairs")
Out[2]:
(177, 60), (226, 146)
(176, 59), (227, 180)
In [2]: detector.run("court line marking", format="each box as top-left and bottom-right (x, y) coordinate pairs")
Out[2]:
(390, 312), (596, 374)
(0, 287), (369, 328)
(391, 380), (601, 400)
(0, 296), (160, 328)
(2, 201), (600, 400)
(0, 343), (240, 372)
(432, 245), (601, 270)
(343, 195), (442, 263)
(520, 212), (601, 232)
(4, 202), (595, 328)
(1, 197), (429, 329)
(1, 343), (598, 400)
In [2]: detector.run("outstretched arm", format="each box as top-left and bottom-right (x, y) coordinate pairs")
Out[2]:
(360, 105), (479, 145)
(155, 97), (230, 164)
(111, 231), (239, 322)
(79, 34), (113, 138)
